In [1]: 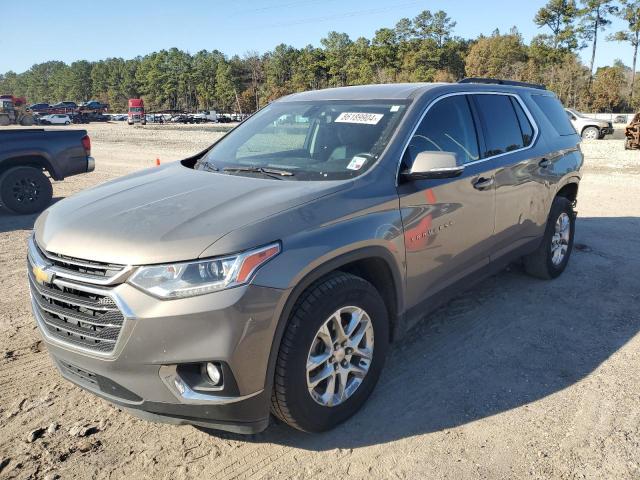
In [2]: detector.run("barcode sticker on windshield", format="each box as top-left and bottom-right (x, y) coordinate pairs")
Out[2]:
(335, 112), (383, 125)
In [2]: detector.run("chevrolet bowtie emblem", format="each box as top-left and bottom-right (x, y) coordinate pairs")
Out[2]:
(32, 265), (53, 284)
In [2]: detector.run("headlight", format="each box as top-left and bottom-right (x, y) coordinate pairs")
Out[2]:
(128, 243), (280, 299)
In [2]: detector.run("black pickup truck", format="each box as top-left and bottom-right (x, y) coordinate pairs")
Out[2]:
(0, 129), (94, 214)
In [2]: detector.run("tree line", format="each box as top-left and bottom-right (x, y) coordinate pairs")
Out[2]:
(1, 0), (638, 114)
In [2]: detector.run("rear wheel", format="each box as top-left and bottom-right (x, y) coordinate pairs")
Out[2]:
(581, 126), (599, 140)
(271, 272), (389, 432)
(523, 196), (575, 279)
(0, 166), (53, 214)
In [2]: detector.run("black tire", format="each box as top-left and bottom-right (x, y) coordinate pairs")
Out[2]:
(271, 272), (389, 432)
(0, 167), (53, 214)
(523, 196), (575, 279)
(64, 121), (70, 125)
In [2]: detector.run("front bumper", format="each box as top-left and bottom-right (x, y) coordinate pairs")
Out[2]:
(601, 126), (614, 135)
(28, 241), (288, 434)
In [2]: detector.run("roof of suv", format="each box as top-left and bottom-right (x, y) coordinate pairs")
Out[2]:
(279, 82), (552, 102)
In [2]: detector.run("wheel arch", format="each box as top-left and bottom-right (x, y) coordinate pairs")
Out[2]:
(0, 154), (57, 180)
(263, 246), (405, 399)
(581, 125), (600, 136)
(555, 177), (580, 206)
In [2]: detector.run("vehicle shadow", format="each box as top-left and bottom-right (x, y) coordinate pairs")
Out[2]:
(199, 216), (640, 450)
(0, 197), (63, 233)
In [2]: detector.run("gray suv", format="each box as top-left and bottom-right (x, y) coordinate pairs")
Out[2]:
(28, 79), (582, 434)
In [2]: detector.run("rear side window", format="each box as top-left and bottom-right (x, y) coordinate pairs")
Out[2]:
(532, 95), (575, 136)
(510, 97), (534, 147)
(473, 94), (527, 157)
(405, 95), (480, 165)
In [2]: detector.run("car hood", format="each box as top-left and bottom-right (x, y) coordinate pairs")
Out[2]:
(579, 115), (609, 125)
(35, 162), (348, 265)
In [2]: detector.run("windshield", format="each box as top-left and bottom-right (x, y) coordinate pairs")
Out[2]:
(129, 107), (143, 113)
(198, 100), (408, 180)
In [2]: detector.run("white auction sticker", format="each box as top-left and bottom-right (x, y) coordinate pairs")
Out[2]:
(347, 156), (368, 170)
(335, 112), (384, 125)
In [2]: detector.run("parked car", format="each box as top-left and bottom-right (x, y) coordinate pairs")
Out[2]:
(0, 129), (94, 214)
(39, 114), (72, 125)
(193, 110), (218, 122)
(614, 114), (628, 124)
(71, 114), (89, 124)
(80, 100), (108, 110)
(27, 80), (582, 435)
(170, 114), (197, 123)
(28, 103), (50, 112)
(90, 113), (110, 122)
(51, 101), (78, 110)
(565, 108), (614, 140)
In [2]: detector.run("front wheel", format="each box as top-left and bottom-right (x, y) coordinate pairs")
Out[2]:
(0, 166), (53, 214)
(64, 121), (70, 125)
(271, 272), (389, 432)
(523, 196), (575, 279)
(581, 126), (599, 140)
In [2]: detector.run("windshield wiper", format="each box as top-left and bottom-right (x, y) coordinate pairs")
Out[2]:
(201, 160), (219, 172)
(223, 166), (294, 179)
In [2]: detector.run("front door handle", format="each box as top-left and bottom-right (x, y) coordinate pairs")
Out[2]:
(473, 177), (494, 190)
(539, 158), (551, 168)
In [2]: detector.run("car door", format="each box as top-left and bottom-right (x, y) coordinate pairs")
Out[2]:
(397, 94), (497, 310)
(469, 93), (546, 260)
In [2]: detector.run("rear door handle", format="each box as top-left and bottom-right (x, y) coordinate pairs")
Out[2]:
(539, 158), (551, 168)
(473, 177), (494, 190)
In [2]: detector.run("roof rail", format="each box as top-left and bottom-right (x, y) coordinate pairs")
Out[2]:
(458, 77), (546, 90)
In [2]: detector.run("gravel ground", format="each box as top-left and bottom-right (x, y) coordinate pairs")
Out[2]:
(0, 123), (639, 479)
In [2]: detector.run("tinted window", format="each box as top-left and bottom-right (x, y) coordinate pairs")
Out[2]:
(474, 94), (525, 157)
(532, 95), (575, 136)
(405, 95), (479, 166)
(510, 97), (534, 147)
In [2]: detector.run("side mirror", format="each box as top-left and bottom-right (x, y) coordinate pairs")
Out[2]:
(402, 151), (464, 180)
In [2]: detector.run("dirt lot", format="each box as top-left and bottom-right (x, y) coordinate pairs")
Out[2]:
(0, 123), (639, 479)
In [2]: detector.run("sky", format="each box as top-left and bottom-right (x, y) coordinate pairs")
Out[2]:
(1, 0), (631, 74)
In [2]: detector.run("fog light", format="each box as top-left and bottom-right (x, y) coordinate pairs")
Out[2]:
(205, 362), (222, 385)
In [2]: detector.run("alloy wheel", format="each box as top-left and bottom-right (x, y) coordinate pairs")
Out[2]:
(551, 212), (571, 266)
(11, 177), (39, 204)
(306, 306), (374, 407)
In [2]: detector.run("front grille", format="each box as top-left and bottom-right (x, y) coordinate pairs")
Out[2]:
(35, 243), (127, 282)
(28, 269), (125, 354)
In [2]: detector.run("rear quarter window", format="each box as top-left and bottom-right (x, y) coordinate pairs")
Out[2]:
(531, 95), (575, 136)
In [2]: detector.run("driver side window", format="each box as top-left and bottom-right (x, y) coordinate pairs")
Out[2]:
(405, 95), (480, 167)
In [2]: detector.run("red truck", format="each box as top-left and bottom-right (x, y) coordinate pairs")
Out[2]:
(128, 99), (145, 125)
